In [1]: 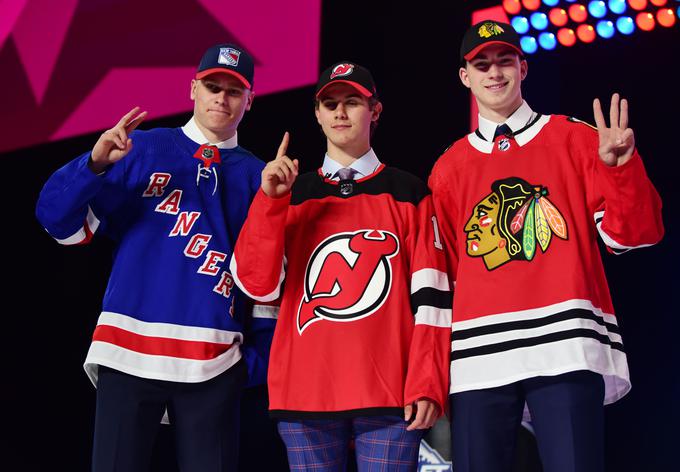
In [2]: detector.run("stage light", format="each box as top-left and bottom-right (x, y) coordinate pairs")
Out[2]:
(569, 4), (589, 22)
(596, 20), (616, 37)
(650, 0), (667, 6)
(512, 16), (531, 34)
(503, 0), (522, 14)
(520, 35), (539, 53)
(557, 27), (577, 45)
(636, 11), (656, 29)
(657, 8), (676, 26)
(608, 0), (627, 13)
(543, 0), (560, 6)
(628, 0), (647, 10)
(538, 31), (558, 49)
(588, 1), (608, 17)
(577, 24), (597, 41)
(616, 16), (636, 33)
(531, 12), (549, 29)
(522, 0), (542, 10)
(549, 7), (569, 26)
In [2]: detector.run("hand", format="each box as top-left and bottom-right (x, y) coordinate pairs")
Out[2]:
(261, 132), (299, 198)
(89, 107), (148, 174)
(405, 398), (439, 431)
(593, 93), (635, 167)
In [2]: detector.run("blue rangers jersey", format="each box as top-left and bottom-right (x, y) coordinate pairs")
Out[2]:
(36, 120), (275, 386)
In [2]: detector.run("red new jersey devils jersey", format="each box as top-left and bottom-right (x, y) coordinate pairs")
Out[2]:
(232, 166), (452, 418)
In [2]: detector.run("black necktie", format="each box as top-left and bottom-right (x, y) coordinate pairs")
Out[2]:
(493, 123), (512, 140)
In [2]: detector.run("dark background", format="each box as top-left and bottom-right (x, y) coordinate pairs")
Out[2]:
(4, 1), (678, 470)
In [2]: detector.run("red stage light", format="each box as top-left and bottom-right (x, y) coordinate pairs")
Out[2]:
(503, 0), (522, 14)
(650, 0), (667, 6)
(522, 0), (541, 11)
(557, 27), (577, 46)
(569, 4), (589, 22)
(636, 11), (656, 30)
(576, 24), (597, 42)
(628, 0), (648, 11)
(657, 8), (676, 27)
(549, 8), (569, 26)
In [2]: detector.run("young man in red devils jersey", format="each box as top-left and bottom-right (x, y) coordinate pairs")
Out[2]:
(230, 62), (452, 470)
(429, 20), (664, 472)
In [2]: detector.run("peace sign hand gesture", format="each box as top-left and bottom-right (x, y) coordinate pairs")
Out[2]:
(593, 93), (635, 167)
(261, 132), (299, 198)
(89, 107), (148, 174)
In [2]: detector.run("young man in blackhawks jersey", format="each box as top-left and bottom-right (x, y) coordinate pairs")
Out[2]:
(429, 20), (664, 472)
(230, 61), (452, 470)
(36, 44), (274, 471)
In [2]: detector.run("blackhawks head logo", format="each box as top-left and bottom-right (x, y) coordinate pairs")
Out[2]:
(464, 177), (568, 270)
(297, 230), (399, 334)
(478, 22), (505, 38)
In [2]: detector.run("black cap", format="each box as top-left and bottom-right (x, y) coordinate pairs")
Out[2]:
(460, 20), (523, 62)
(196, 44), (254, 90)
(315, 62), (377, 99)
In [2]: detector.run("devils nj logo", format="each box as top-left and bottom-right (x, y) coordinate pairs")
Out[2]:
(297, 229), (399, 334)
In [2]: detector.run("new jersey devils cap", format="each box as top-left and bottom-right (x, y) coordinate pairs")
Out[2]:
(315, 62), (377, 99)
(196, 43), (254, 90)
(460, 20), (523, 62)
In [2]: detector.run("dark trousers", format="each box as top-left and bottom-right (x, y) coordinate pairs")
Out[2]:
(92, 360), (247, 472)
(450, 370), (605, 472)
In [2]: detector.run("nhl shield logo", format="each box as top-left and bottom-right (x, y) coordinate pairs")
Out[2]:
(340, 182), (354, 195)
(218, 47), (240, 66)
(498, 138), (511, 151)
(297, 230), (399, 334)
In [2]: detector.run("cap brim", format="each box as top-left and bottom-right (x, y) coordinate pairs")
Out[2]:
(316, 80), (373, 99)
(195, 68), (251, 89)
(464, 41), (523, 61)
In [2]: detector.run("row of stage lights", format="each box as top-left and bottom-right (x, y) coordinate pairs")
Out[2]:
(502, 0), (679, 53)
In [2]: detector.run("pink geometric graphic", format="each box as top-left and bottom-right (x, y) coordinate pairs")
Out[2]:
(0, 0), (321, 153)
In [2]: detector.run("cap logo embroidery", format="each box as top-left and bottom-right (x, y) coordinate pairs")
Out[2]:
(330, 64), (354, 79)
(478, 22), (505, 38)
(218, 47), (240, 66)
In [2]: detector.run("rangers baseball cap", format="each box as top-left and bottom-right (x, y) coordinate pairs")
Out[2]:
(315, 62), (377, 99)
(196, 43), (254, 90)
(460, 20), (523, 62)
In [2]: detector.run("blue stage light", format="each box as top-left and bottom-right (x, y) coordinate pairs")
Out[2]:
(512, 16), (530, 34)
(616, 16), (636, 34)
(530, 12), (549, 30)
(596, 20), (615, 38)
(543, 0), (560, 6)
(608, 0), (627, 14)
(538, 32), (557, 49)
(588, 1), (608, 17)
(520, 36), (538, 54)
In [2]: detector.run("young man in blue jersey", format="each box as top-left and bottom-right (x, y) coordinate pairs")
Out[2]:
(36, 44), (273, 472)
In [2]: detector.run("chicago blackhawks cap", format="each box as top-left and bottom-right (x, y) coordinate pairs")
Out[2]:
(460, 20), (523, 62)
(315, 62), (377, 99)
(196, 43), (254, 90)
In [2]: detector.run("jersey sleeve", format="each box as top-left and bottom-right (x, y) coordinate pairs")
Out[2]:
(581, 128), (664, 254)
(428, 165), (460, 281)
(230, 189), (289, 302)
(35, 151), (129, 245)
(403, 193), (453, 414)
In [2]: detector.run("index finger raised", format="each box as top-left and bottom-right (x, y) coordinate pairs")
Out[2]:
(276, 131), (290, 160)
(592, 98), (607, 134)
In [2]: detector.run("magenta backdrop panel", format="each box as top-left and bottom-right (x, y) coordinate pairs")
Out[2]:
(0, 0), (321, 153)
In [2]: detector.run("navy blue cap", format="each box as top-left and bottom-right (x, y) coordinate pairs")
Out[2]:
(196, 44), (254, 90)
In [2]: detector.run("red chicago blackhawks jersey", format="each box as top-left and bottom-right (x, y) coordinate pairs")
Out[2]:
(231, 165), (452, 418)
(429, 112), (664, 406)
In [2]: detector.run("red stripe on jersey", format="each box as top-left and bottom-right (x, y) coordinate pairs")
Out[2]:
(92, 325), (233, 360)
(76, 219), (94, 245)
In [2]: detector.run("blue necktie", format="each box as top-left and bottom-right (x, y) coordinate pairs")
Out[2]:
(493, 123), (512, 140)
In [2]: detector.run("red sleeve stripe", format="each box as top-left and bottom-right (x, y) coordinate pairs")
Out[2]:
(54, 206), (101, 245)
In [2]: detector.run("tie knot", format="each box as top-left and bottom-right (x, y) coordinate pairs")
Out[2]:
(336, 167), (356, 181)
(493, 124), (512, 140)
